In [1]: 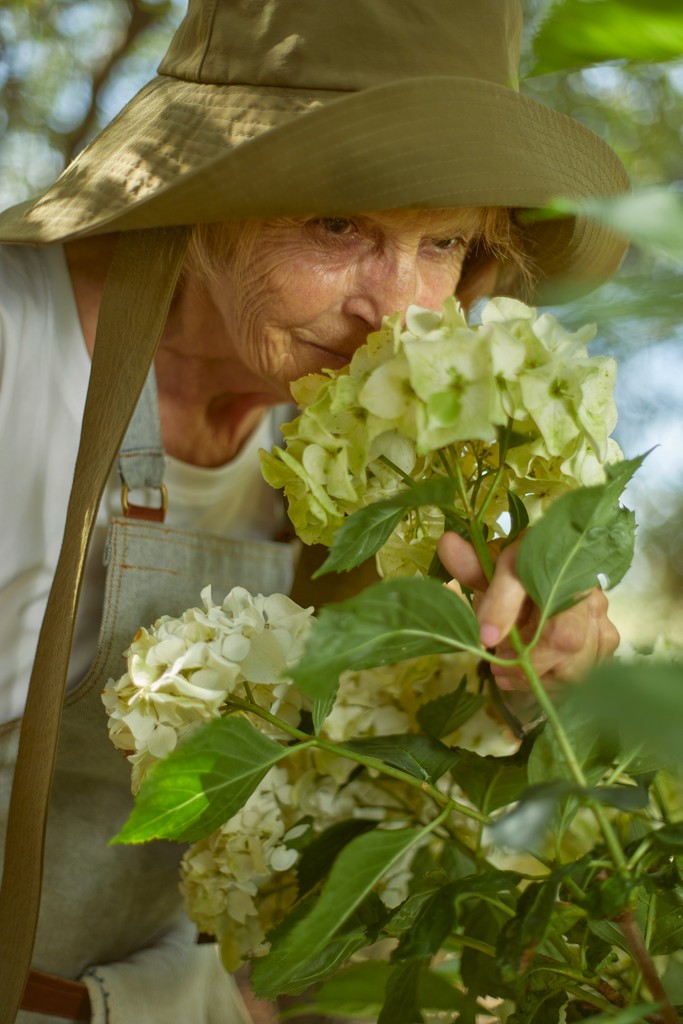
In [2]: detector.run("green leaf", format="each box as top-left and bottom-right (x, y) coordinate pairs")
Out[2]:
(488, 781), (575, 851)
(506, 990), (569, 1024)
(343, 732), (460, 784)
(651, 890), (683, 955)
(314, 479), (455, 577)
(571, 658), (683, 769)
(386, 894), (439, 939)
(289, 576), (481, 701)
(275, 928), (369, 995)
(528, 0), (683, 76)
(112, 717), (288, 844)
(505, 489), (530, 547)
(297, 961), (392, 1018)
(587, 888), (649, 952)
(652, 823), (683, 852)
(540, 192), (683, 265)
(393, 888), (455, 961)
(585, 875), (638, 919)
(451, 868), (523, 903)
(661, 956), (683, 1005)
(385, 866), (520, 939)
(377, 959), (425, 1024)
(528, 704), (615, 787)
(451, 745), (529, 812)
(297, 961), (465, 1019)
(312, 691), (337, 734)
(592, 785), (649, 812)
(490, 777), (648, 852)
(460, 899), (514, 1000)
(250, 826), (426, 998)
(296, 818), (378, 896)
(577, 1004), (661, 1024)
(497, 879), (558, 982)
(417, 676), (487, 738)
(516, 456), (643, 621)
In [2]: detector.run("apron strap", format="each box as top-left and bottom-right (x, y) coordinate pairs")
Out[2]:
(118, 368), (168, 521)
(118, 368), (165, 490)
(0, 225), (191, 1023)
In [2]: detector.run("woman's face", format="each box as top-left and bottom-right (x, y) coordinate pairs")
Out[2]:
(206, 208), (483, 402)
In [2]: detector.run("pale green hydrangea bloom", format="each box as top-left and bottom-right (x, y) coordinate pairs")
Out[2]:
(260, 297), (621, 573)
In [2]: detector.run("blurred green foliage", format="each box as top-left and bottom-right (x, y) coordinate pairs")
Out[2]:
(523, 0), (683, 632)
(528, 0), (683, 75)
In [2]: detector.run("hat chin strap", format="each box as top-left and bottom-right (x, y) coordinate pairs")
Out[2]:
(0, 226), (191, 1023)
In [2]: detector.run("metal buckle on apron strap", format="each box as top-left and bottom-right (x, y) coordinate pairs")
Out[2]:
(121, 482), (168, 523)
(21, 968), (91, 1020)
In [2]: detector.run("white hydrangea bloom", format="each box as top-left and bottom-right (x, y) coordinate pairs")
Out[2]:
(103, 586), (313, 792)
(114, 599), (523, 972)
(180, 764), (300, 970)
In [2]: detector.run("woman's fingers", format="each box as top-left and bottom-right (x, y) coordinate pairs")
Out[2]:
(492, 588), (619, 688)
(475, 544), (527, 648)
(437, 531), (620, 688)
(438, 533), (527, 647)
(437, 532), (486, 589)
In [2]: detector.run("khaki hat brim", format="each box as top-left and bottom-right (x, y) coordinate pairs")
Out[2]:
(0, 74), (629, 298)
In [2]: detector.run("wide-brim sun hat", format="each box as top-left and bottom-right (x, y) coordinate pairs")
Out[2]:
(0, 0), (629, 298)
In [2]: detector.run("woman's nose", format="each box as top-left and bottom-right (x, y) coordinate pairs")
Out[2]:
(343, 247), (424, 330)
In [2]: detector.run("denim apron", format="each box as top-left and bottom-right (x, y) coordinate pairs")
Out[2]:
(0, 374), (297, 1023)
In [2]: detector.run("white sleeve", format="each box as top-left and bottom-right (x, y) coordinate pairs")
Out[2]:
(82, 924), (253, 1024)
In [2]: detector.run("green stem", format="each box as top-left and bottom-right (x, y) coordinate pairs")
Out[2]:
(604, 748), (643, 786)
(378, 454), (414, 486)
(628, 837), (654, 873)
(617, 906), (679, 1024)
(442, 934), (496, 958)
(480, 661), (526, 739)
(226, 697), (489, 826)
(653, 778), (673, 825)
(450, 458), (497, 581)
(437, 448), (457, 484)
(564, 984), (626, 1015)
(474, 462), (505, 526)
(474, 421), (512, 526)
(516, 647), (587, 786)
(449, 456), (630, 877)
(515, 646), (629, 875)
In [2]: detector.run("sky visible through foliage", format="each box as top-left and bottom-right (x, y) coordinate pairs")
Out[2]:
(1, 0), (682, 643)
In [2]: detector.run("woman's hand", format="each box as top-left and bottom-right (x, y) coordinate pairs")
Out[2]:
(437, 532), (620, 690)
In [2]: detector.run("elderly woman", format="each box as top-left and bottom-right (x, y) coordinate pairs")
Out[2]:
(0, 0), (628, 1021)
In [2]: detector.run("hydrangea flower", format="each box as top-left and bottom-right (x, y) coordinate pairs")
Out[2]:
(175, 646), (516, 969)
(260, 296), (621, 574)
(103, 585), (314, 792)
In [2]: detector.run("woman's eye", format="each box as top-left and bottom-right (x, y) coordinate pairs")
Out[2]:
(315, 217), (356, 236)
(432, 236), (465, 252)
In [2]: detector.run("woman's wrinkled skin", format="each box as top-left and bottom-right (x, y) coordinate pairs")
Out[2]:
(66, 208), (619, 686)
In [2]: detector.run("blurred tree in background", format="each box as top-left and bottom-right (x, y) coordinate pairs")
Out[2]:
(0, 0), (182, 206)
(1, 0), (682, 645)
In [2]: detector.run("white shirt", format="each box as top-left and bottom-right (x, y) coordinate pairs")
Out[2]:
(0, 243), (287, 723)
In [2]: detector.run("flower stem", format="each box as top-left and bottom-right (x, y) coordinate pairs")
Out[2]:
(378, 454), (414, 486)
(618, 906), (679, 1024)
(448, 456), (497, 581)
(225, 697), (489, 826)
(515, 644), (629, 875)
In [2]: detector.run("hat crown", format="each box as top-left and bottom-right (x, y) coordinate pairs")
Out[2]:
(159, 0), (522, 92)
